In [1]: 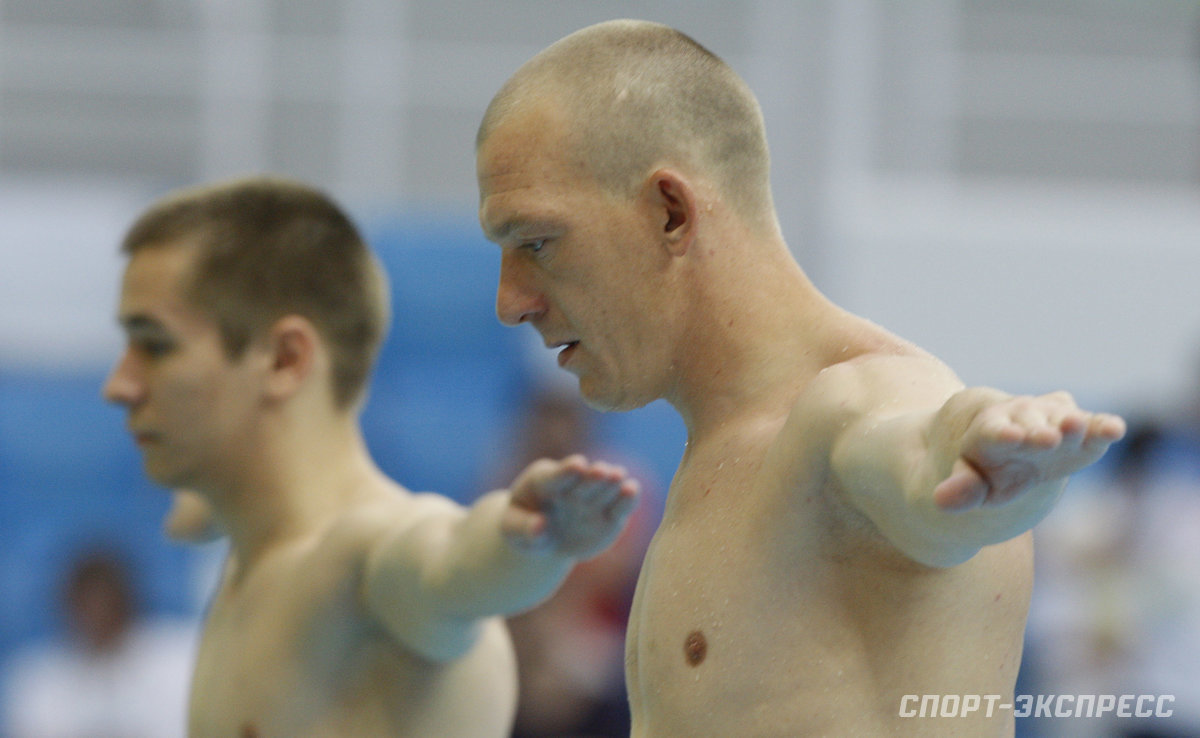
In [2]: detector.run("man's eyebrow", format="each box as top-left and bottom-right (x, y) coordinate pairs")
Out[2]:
(483, 217), (521, 244)
(485, 217), (556, 245)
(117, 314), (168, 335)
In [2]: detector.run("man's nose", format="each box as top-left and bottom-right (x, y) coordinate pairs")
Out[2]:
(101, 350), (144, 407)
(495, 252), (545, 326)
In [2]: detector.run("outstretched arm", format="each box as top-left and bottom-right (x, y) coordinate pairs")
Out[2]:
(361, 455), (640, 661)
(813, 356), (1125, 567)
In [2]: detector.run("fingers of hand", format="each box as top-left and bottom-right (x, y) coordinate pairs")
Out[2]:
(976, 393), (1106, 455)
(951, 395), (1125, 511)
(606, 478), (642, 523)
(933, 460), (989, 512)
(509, 454), (590, 508)
(510, 456), (639, 554)
(1012, 396), (1123, 452)
(1087, 413), (1127, 444)
(563, 460), (634, 508)
(501, 505), (548, 550)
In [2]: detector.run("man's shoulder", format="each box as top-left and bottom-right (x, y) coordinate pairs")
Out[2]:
(321, 486), (465, 555)
(823, 334), (944, 375)
(764, 343), (959, 472)
(804, 343), (958, 414)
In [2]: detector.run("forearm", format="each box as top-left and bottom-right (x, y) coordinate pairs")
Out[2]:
(361, 490), (575, 662)
(427, 490), (575, 618)
(427, 455), (637, 612)
(363, 458), (638, 661)
(367, 490), (575, 620)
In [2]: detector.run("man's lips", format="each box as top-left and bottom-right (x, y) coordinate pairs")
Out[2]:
(552, 341), (580, 366)
(130, 429), (158, 446)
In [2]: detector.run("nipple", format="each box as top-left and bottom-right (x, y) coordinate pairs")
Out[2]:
(684, 630), (707, 666)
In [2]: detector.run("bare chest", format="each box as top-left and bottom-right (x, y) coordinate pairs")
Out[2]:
(624, 448), (811, 723)
(624, 450), (1034, 736)
(187, 554), (409, 737)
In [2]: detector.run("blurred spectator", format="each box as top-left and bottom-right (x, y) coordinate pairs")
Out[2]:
(1026, 421), (1200, 738)
(485, 383), (657, 738)
(1, 547), (197, 738)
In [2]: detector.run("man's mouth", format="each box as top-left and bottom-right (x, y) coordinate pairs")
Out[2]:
(131, 429), (158, 446)
(556, 341), (579, 366)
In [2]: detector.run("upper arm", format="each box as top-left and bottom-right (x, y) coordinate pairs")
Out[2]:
(785, 354), (975, 566)
(808, 355), (1059, 567)
(349, 495), (486, 663)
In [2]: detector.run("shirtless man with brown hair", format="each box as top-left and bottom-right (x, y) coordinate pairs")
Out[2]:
(476, 19), (1125, 736)
(104, 175), (639, 737)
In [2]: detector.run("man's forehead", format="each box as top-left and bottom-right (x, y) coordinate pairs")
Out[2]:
(124, 239), (198, 276)
(120, 253), (177, 299)
(478, 162), (567, 241)
(488, 94), (568, 138)
(478, 99), (573, 170)
(478, 165), (581, 236)
(477, 137), (548, 188)
(117, 245), (207, 326)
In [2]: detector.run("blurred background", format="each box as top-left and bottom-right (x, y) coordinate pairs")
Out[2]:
(0, 1), (1197, 736)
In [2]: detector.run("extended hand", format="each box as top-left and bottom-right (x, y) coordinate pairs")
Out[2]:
(502, 455), (641, 557)
(934, 391), (1125, 512)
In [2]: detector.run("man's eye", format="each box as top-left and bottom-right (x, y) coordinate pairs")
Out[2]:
(136, 339), (174, 357)
(522, 239), (546, 253)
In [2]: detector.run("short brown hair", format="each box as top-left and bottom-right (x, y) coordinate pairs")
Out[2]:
(122, 175), (390, 409)
(478, 20), (775, 231)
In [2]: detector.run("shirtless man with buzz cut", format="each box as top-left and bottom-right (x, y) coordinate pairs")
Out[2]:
(104, 175), (640, 737)
(476, 19), (1125, 736)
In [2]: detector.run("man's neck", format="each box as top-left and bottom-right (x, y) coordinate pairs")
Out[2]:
(205, 418), (384, 571)
(665, 255), (844, 443)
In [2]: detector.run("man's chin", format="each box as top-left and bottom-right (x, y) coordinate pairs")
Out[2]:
(577, 378), (651, 414)
(142, 461), (187, 490)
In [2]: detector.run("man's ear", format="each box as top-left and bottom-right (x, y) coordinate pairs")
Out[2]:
(263, 315), (319, 402)
(646, 169), (698, 256)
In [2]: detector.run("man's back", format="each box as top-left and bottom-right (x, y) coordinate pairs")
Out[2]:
(188, 490), (516, 738)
